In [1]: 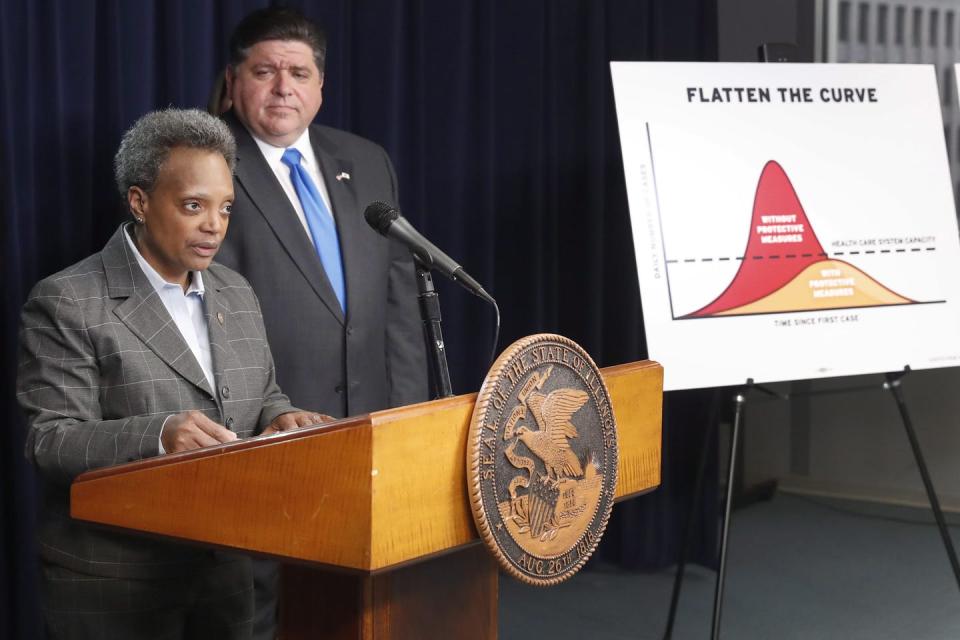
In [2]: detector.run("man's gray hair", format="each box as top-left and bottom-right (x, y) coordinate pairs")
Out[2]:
(114, 108), (237, 196)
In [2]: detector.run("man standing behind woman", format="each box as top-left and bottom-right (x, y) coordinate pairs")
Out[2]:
(218, 6), (428, 421)
(215, 8), (429, 637)
(18, 108), (324, 639)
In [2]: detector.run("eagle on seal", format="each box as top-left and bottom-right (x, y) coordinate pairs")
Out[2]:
(516, 388), (589, 482)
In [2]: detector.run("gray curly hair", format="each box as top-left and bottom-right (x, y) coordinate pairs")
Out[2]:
(114, 108), (237, 196)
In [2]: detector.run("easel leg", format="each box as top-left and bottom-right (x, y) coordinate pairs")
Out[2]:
(884, 371), (960, 591)
(711, 391), (745, 640)
(663, 391), (721, 639)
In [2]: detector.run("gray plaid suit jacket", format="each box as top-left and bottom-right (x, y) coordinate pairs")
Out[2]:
(17, 224), (296, 578)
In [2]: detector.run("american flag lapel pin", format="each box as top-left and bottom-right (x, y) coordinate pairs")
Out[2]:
(336, 171), (351, 182)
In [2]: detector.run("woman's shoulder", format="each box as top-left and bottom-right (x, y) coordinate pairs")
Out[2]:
(27, 252), (106, 302)
(204, 262), (268, 319)
(205, 261), (255, 294)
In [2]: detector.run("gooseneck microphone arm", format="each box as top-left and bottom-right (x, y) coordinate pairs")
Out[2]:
(364, 202), (501, 397)
(364, 202), (496, 304)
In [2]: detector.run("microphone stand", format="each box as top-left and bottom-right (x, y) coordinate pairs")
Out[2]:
(415, 261), (454, 398)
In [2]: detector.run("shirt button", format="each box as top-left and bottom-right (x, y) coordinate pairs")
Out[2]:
(221, 386), (230, 398)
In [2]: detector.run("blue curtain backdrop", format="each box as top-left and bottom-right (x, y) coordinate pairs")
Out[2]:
(1, 1), (719, 636)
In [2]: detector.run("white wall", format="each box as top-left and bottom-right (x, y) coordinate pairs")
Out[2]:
(741, 369), (960, 510)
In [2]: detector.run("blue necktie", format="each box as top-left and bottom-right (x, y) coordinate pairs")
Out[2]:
(281, 148), (346, 312)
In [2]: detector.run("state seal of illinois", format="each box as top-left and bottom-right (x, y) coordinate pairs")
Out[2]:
(468, 334), (618, 586)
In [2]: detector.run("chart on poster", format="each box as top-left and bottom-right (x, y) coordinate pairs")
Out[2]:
(611, 62), (960, 390)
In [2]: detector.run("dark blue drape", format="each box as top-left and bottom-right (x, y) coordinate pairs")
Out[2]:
(1, 1), (718, 636)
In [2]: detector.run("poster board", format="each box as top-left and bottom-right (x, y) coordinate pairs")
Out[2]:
(611, 62), (960, 391)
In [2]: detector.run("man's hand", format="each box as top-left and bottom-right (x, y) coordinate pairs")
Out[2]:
(262, 411), (333, 435)
(161, 410), (237, 453)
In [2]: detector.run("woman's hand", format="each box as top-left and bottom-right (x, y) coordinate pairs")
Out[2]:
(161, 410), (237, 453)
(262, 411), (333, 435)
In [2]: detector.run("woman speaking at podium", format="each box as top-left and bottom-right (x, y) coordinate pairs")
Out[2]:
(17, 108), (323, 639)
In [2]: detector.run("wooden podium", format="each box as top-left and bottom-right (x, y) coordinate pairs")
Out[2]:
(71, 360), (663, 639)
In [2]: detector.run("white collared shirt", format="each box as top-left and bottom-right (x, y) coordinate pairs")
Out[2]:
(251, 128), (335, 247)
(124, 228), (215, 388)
(124, 227), (215, 453)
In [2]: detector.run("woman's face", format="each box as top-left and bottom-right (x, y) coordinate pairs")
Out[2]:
(129, 147), (234, 288)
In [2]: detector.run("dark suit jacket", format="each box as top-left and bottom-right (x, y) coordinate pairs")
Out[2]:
(17, 225), (296, 578)
(216, 113), (428, 417)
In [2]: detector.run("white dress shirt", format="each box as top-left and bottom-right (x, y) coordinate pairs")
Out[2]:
(251, 128), (335, 248)
(124, 227), (214, 453)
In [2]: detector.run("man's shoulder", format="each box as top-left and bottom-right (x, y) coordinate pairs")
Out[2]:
(310, 123), (388, 158)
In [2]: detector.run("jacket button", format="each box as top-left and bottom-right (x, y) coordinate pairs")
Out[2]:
(335, 384), (344, 393)
(221, 386), (230, 399)
(346, 326), (353, 336)
(225, 417), (235, 429)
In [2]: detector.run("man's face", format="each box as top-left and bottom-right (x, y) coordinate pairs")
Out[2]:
(227, 39), (324, 147)
(130, 147), (234, 288)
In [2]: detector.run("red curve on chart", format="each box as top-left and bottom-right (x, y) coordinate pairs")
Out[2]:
(687, 160), (826, 317)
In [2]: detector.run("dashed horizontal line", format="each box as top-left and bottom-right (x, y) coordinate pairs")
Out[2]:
(666, 247), (936, 264)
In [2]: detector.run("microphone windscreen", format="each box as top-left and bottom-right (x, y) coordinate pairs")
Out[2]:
(364, 201), (400, 235)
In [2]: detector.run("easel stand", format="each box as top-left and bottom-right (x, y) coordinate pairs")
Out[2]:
(664, 367), (960, 640)
(884, 369), (960, 589)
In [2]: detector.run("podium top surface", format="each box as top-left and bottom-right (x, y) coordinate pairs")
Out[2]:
(72, 360), (663, 572)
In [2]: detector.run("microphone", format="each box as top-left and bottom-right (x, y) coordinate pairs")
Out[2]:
(364, 201), (494, 304)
